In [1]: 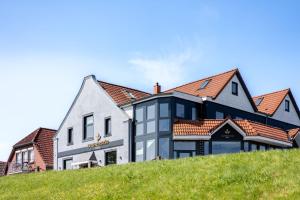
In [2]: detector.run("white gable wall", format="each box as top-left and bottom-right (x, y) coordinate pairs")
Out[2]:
(53, 76), (130, 170)
(213, 75), (254, 113)
(272, 95), (300, 126)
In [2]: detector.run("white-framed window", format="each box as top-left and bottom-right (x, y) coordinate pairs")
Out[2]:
(83, 115), (94, 140)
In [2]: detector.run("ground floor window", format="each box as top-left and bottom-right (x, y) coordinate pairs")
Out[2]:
(135, 141), (144, 162)
(63, 159), (72, 170)
(174, 141), (196, 159)
(105, 151), (117, 166)
(211, 141), (241, 155)
(159, 138), (170, 159)
(146, 139), (156, 161)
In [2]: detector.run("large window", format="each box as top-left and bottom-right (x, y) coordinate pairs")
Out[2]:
(146, 139), (156, 161)
(105, 151), (117, 166)
(174, 141), (196, 159)
(136, 108), (144, 136)
(105, 118), (112, 136)
(67, 128), (73, 145)
(232, 82), (238, 96)
(135, 142), (144, 162)
(212, 142), (241, 155)
(146, 105), (156, 134)
(159, 138), (170, 159)
(176, 104), (185, 118)
(83, 115), (94, 140)
(159, 119), (170, 132)
(22, 151), (28, 163)
(16, 153), (21, 164)
(28, 150), (34, 163)
(63, 159), (73, 170)
(160, 103), (169, 118)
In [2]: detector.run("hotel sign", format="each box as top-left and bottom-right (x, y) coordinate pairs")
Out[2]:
(88, 134), (110, 148)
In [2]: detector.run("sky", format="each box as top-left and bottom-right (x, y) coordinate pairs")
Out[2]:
(1, 0), (300, 161)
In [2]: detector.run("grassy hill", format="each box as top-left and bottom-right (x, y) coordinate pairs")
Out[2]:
(1, 150), (300, 200)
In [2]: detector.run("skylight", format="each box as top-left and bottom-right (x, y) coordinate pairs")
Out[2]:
(255, 97), (264, 106)
(200, 80), (210, 90)
(126, 91), (136, 99)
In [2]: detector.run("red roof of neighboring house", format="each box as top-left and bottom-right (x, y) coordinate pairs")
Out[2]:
(9, 128), (56, 166)
(173, 119), (291, 143)
(99, 81), (151, 106)
(253, 89), (290, 116)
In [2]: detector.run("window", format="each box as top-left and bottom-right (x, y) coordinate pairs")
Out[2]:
(174, 142), (196, 151)
(176, 104), (185, 118)
(136, 124), (144, 136)
(28, 150), (34, 163)
(255, 97), (264, 106)
(83, 115), (94, 140)
(260, 145), (266, 151)
(159, 119), (170, 132)
(212, 142), (241, 155)
(16, 153), (21, 164)
(251, 144), (258, 151)
(147, 121), (156, 134)
(216, 111), (224, 119)
(136, 108), (144, 123)
(146, 139), (156, 161)
(160, 103), (169, 118)
(105, 118), (112, 136)
(192, 107), (197, 120)
(147, 105), (155, 120)
(204, 142), (210, 155)
(232, 82), (238, 96)
(67, 128), (73, 145)
(244, 142), (249, 152)
(200, 80), (210, 89)
(105, 151), (117, 166)
(22, 151), (28, 163)
(135, 142), (144, 162)
(159, 138), (169, 159)
(63, 159), (73, 170)
(285, 100), (290, 112)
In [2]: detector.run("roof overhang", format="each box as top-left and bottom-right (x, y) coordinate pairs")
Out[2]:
(244, 136), (292, 147)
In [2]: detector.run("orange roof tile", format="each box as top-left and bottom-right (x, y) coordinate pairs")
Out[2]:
(288, 128), (300, 139)
(174, 119), (291, 143)
(99, 81), (151, 106)
(165, 69), (238, 99)
(253, 89), (290, 116)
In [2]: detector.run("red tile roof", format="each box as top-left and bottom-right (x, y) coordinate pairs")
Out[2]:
(99, 81), (151, 106)
(173, 119), (291, 143)
(288, 128), (300, 139)
(253, 89), (290, 116)
(11, 128), (56, 166)
(165, 69), (238, 99)
(34, 128), (56, 166)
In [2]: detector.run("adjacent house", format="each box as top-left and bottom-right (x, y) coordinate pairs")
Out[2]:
(6, 128), (56, 175)
(54, 68), (300, 170)
(0, 162), (6, 177)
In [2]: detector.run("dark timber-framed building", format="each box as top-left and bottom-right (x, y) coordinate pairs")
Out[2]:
(54, 68), (300, 170)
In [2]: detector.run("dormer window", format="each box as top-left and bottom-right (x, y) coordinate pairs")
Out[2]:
(255, 97), (264, 106)
(285, 100), (290, 112)
(200, 80), (210, 90)
(232, 82), (238, 96)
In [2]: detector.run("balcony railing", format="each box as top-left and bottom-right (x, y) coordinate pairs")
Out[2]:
(7, 161), (35, 175)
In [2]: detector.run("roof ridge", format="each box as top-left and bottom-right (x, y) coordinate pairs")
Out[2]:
(164, 68), (238, 93)
(253, 88), (290, 99)
(98, 80), (151, 95)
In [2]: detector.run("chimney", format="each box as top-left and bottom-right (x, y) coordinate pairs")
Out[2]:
(153, 82), (161, 94)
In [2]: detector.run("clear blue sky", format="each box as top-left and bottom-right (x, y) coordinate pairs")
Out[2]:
(1, 1), (300, 161)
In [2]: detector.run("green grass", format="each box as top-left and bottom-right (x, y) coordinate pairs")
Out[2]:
(1, 150), (300, 200)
